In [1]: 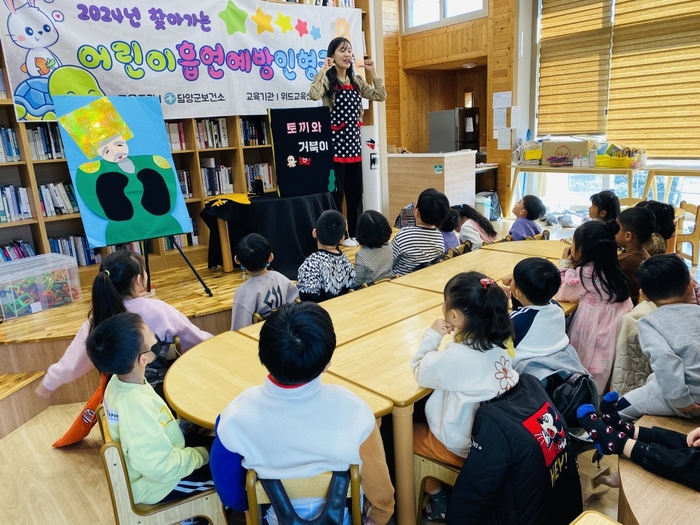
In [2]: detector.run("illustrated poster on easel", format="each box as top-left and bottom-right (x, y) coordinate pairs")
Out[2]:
(54, 96), (191, 247)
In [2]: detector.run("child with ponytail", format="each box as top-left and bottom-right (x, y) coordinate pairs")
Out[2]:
(35, 250), (212, 400)
(555, 220), (633, 394)
(411, 272), (517, 520)
(452, 203), (498, 249)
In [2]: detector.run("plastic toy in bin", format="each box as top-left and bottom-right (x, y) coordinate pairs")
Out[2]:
(0, 254), (81, 321)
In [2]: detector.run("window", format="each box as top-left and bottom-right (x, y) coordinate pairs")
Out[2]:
(404, 0), (486, 33)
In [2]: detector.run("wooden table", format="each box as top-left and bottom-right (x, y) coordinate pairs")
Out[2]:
(481, 239), (566, 260)
(506, 165), (645, 215)
(163, 331), (394, 428)
(328, 305), (447, 525)
(238, 281), (443, 343)
(392, 249), (535, 293)
(641, 165), (700, 202)
(570, 510), (620, 524)
(617, 414), (700, 525)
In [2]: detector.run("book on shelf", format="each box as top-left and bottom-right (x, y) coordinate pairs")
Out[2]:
(244, 162), (274, 192)
(105, 241), (151, 256)
(0, 238), (35, 262)
(191, 217), (199, 245)
(0, 126), (20, 162)
(240, 118), (270, 146)
(48, 234), (101, 266)
(167, 122), (181, 151)
(165, 231), (198, 250)
(176, 168), (192, 198)
(0, 68), (6, 98)
(195, 118), (229, 149)
(0, 185), (32, 222)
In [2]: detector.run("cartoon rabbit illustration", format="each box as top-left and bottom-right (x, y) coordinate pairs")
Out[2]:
(4, 0), (62, 77)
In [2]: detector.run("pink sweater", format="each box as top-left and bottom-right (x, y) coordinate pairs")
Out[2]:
(42, 297), (213, 392)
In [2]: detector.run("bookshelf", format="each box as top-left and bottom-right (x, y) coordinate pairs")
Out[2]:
(0, 0), (378, 281)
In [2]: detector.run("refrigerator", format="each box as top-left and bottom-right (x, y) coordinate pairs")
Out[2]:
(428, 108), (480, 153)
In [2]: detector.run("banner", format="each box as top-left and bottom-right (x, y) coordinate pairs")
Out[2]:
(0, 0), (363, 121)
(54, 95), (191, 247)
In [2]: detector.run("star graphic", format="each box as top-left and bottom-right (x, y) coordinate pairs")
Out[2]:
(295, 19), (308, 37)
(218, 0), (248, 35)
(310, 26), (321, 40)
(274, 12), (293, 33)
(251, 7), (273, 34)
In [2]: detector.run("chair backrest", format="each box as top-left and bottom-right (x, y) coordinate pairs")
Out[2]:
(246, 466), (361, 525)
(619, 197), (643, 208)
(526, 230), (550, 241)
(679, 200), (700, 231)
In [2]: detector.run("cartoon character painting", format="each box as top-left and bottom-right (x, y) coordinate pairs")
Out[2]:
(3, 0), (61, 77)
(58, 97), (185, 245)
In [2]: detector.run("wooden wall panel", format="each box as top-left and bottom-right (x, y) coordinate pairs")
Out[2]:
(402, 19), (489, 69)
(382, 0), (401, 148)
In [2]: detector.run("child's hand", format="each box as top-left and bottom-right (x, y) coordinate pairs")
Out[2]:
(499, 284), (511, 298)
(502, 274), (513, 287)
(687, 427), (700, 447)
(562, 246), (572, 259)
(677, 402), (700, 413)
(431, 319), (455, 337)
(34, 382), (53, 400)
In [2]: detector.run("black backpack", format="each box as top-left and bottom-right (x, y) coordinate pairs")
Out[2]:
(543, 372), (597, 429)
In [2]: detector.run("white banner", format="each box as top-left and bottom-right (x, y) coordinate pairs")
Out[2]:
(0, 0), (363, 120)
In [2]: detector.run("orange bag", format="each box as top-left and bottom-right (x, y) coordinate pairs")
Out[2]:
(52, 373), (109, 448)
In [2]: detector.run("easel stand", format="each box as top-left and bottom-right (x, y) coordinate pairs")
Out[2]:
(141, 238), (213, 297)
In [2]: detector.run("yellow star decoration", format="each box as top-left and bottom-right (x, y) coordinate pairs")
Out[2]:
(274, 12), (293, 33)
(251, 7), (273, 34)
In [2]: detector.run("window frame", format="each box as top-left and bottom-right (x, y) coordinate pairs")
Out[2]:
(401, 0), (488, 35)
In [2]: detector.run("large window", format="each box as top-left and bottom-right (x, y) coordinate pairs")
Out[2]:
(404, 0), (486, 33)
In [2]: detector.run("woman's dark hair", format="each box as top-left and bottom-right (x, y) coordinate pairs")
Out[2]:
(440, 209), (460, 233)
(259, 302), (336, 385)
(356, 210), (392, 248)
(635, 200), (676, 240)
(451, 204), (497, 237)
(618, 207), (656, 244)
(90, 250), (145, 330)
(443, 272), (513, 351)
(86, 312), (145, 375)
(590, 191), (620, 221)
(324, 37), (357, 99)
(572, 220), (630, 303)
(235, 233), (272, 271)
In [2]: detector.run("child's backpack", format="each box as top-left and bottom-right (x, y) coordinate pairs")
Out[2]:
(543, 372), (598, 429)
(394, 203), (416, 228)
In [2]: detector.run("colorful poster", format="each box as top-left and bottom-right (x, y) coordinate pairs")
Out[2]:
(0, 0), (363, 121)
(269, 106), (333, 197)
(54, 95), (190, 247)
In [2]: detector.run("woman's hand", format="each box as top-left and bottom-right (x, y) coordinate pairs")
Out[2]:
(431, 319), (455, 337)
(321, 57), (334, 73)
(359, 59), (377, 78)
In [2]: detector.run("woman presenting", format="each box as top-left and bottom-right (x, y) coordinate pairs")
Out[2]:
(309, 36), (387, 245)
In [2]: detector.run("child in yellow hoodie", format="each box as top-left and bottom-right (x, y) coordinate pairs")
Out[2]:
(86, 312), (212, 506)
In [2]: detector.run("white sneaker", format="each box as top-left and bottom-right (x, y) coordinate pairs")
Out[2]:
(341, 238), (359, 247)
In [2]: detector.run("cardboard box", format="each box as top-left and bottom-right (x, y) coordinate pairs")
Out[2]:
(541, 138), (597, 166)
(0, 254), (82, 321)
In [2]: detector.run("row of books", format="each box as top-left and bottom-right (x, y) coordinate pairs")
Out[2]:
(195, 118), (230, 149)
(105, 241), (152, 256)
(165, 222), (199, 250)
(39, 182), (79, 216)
(201, 158), (234, 196)
(25, 123), (65, 160)
(0, 239), (35, 262)
(0, 126), (20, 162)
(48, 234), (102, 267)
(1, 185), (32, 222)
(245, 162), (274, 193)
(0, 69), (7, 99)
(166, 121), (188, 151)
(176, 169), (193, 198)
(240, 118), (270, 146)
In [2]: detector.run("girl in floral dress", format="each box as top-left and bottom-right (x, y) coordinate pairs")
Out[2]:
(411, 272), (517, 520)
(555, 220), (633, 394)
(309, 36), (386, 243)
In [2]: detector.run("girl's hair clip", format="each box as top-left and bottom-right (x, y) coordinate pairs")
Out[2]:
(480, 277), (494, 289)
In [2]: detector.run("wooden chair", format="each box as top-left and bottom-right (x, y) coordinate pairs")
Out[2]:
(526, 229), (551, 241)
(676, 200), (700, 266)
(619, 197), (643, 208)
(414, 454), (460, 525)
(445, 240), (473, 260)
(490, 235), (513, 244)
(96, 406), (227, 525)
(246, 465), (361, 525)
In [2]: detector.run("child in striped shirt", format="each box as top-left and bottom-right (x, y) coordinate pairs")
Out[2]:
(391, 189), (450, 276)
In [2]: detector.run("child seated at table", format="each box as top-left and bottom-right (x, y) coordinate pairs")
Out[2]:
(355, 210), (394, 285)
(452, 203), (498, 248)
(617, 207), (655, 304)
(617, 255), (700, 420)
(439, 209), (460, 253)
(210, 302), (395, 525)
(589, 190), (620, 222)
(412, 272), (518, 521)
(636, 200), (676, 256)
(297, 210), (356, 302)
(504, 257), (593, 386)
(391, 188), (449, 276)
(578, 394), (700, 491)
(86, 313), (213, 507)
(231, 233), (299, 330)
(509, 195), (546, 240)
